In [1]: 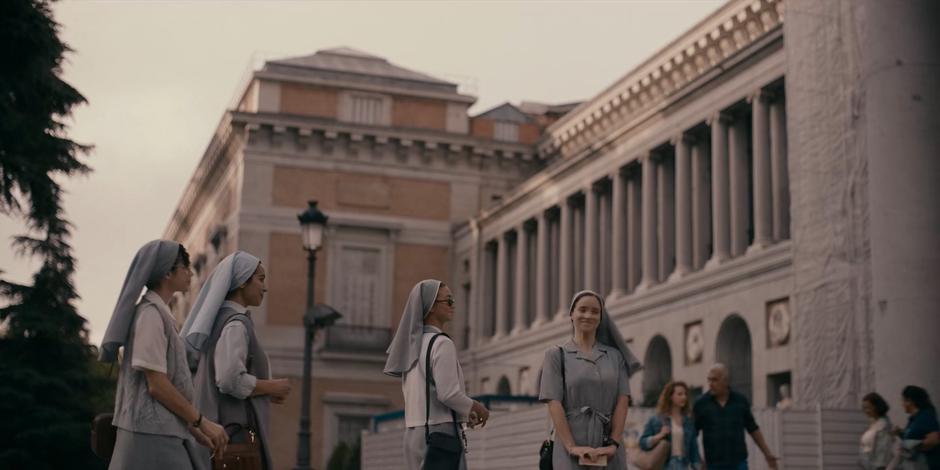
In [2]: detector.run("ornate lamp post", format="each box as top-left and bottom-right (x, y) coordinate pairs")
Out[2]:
(294, 200), (341, 470)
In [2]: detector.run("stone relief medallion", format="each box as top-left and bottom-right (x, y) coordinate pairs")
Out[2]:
(767, 299), (791, 347)
(685, 321), (704, 365)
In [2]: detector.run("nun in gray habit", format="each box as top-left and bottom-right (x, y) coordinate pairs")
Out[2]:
(181, 251), (275, 470)
(385, 279), (474, 470)
(538, 290), (643, 470)
(99, 240), (212, 470)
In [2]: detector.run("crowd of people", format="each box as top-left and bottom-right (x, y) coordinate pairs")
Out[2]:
(98, 240), (939, 470)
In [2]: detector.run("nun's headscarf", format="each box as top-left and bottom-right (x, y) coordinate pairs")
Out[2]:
(569, 290), (643, 376)
(180, 251), (261, 353)
(384, 279), (442, 377)
(99, 240), (182, 362)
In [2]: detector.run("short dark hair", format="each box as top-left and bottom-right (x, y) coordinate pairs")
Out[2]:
(146, 245), (190, 290)
(863, 392), (890, 417)
(902, 385), (935, 411)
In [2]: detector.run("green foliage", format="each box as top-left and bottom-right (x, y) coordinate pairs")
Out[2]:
(327, 439), (361, 470)
(0, 0), (106, 468)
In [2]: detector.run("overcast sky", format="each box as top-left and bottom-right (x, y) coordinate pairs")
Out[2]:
(0, 0), (723, 345)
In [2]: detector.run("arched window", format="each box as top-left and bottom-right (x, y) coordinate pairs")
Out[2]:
(716, 314), (753, 403)
(496, 375), (512, 396)
(642, 335), (673, 407)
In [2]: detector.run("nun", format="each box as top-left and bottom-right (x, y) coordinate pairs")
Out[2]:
(384, 279), (490, 470)
(538, 290), (642, 470)
(182, 251), (289, 470)
(100, 240), (227, 470)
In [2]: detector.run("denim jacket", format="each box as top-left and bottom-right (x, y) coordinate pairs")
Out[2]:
(640, 413), (702, 465)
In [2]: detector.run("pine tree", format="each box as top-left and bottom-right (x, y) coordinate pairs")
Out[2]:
(0, 1), (108, 468)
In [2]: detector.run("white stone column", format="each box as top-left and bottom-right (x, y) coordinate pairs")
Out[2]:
(598, 186), (611, 295)
(610, 169), (627, 297)
(469, 221), (483, 346)
(658, 152), (675, 281)
(494, 233), (509, 338)
(511, 225), (528, 335)
(534, 210), (550, 326)
(729, 115), (750, 257)
(671, 134), (693, 280)
(691, 139), (710, 271)
(638, 155), (659, 290)
(770, 97), (790, 241)
(750, 90), (773, 250)
(584, 185), (599, 291)
(707, 112), (731, 267)
(627, 169), (642, 291)
(556, 199), (573, 318)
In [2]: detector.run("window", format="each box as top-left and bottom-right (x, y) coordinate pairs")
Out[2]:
(337, 415), (371, 447)
(350, 96), (384, 125)
(335, 246), (382, 327)
(493, 121), (519, 142)
(340, 93), (389, 126)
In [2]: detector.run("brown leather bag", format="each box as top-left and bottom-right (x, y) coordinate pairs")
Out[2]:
(91, 412), (117, 461)
(628, 439), (669, 470)
(213, 424), (263, 470)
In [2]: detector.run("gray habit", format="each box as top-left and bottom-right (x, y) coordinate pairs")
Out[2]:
(191, 306), (272, 470)
(540, 341), (630, 470)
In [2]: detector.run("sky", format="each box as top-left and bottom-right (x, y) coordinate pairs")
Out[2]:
(0, 0), (723, 346)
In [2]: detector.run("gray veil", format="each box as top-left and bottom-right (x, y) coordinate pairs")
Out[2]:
(180, 250), (261, 354)
(99, 239), (181, 362)
(383, 279), (442, 377)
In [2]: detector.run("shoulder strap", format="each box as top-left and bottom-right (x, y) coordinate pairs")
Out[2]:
(425, 333), (460, 443)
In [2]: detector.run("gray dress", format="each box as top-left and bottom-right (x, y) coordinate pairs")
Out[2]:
(539, 341), (630, 470)
(109, 292), (205, 470)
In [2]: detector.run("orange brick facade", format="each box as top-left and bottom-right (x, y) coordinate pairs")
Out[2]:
(280, 82), (339, 119)
(271, 166), (451, 221)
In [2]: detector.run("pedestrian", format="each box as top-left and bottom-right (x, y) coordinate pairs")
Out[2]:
(692, 364), (778, 470)
(859, 392), (896, 470)
(100, 240), (227, 470)
(538, 290), (642, 469)
(893, 386), (939, 470)
(182, 251), (291, 470)
(639, 381), (702, 469)
(384, 280), (489, 470)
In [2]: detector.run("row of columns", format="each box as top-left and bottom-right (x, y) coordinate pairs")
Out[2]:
(479, 89), (789, 342)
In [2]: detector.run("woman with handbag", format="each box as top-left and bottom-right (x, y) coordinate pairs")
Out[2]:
(182, 251), (291, 470)
(638, 381), (702, 470)
(100, 240), (228, 470)
(538, 290), (642, 470)
(384, 279), (490, 470)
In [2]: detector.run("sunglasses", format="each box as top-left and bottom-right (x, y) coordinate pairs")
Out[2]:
(434, 297), (456, 307)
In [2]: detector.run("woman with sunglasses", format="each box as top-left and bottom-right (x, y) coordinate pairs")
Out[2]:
(384, 279), (490, 470)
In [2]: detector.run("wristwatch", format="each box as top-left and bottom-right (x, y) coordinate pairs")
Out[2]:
(191, 413), (203, 428)
(603, 437), (620, 449)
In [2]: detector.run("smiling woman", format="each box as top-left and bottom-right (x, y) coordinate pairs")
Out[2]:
(538, 290), (642, 470)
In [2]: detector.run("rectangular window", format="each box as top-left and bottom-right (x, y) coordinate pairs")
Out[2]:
(493, 121), (519, 142)
(349, 96), (385, 125)
(336, 246), (381, 327)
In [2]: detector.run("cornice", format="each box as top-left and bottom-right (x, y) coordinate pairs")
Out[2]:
(540, 0), (784, 159)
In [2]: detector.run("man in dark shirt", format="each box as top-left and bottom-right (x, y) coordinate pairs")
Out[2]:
(693, 364), (779, 470)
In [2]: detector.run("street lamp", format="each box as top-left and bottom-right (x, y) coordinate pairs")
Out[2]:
(294, 200), (333, 470)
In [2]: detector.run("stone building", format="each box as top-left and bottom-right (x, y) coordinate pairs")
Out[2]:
(167, 0), (940, 467)
(163, 47), (557, 468)
(452, 0), (940, 423)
